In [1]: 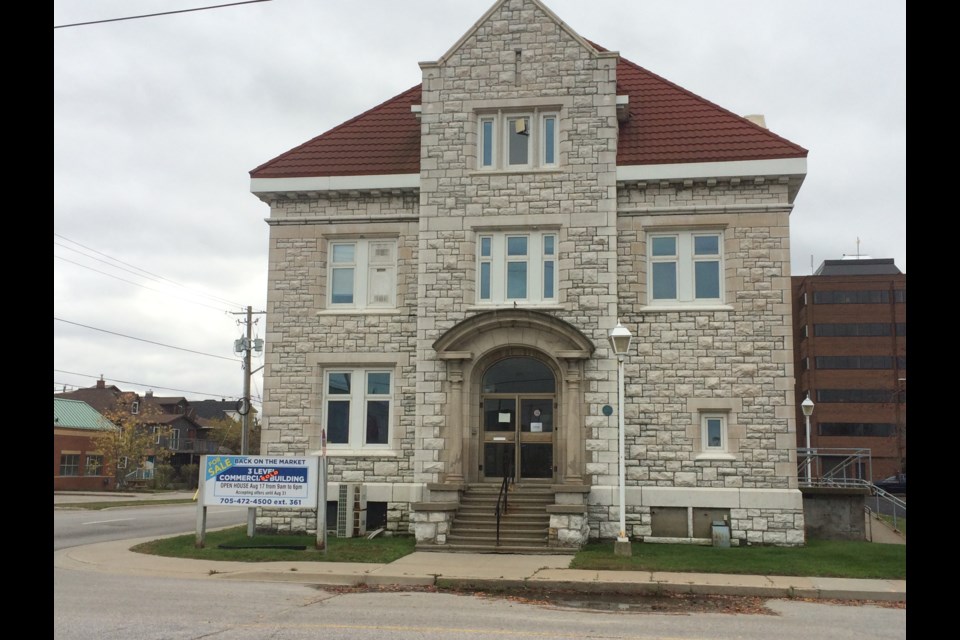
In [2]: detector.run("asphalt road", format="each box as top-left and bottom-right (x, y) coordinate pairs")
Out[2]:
(54, 502), (247, 551)
(53, 500), (905, 639)
(54, 570), (907, 640)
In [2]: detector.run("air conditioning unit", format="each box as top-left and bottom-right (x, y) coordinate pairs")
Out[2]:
(336, 483), (367, 538)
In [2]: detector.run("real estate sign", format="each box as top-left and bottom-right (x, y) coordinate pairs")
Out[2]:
(201, 455), (318, 508)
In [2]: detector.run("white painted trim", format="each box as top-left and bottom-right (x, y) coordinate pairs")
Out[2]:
(251, 159), (804, 194)
(251, 174), (420, 194)
(617, 158), (806, 182)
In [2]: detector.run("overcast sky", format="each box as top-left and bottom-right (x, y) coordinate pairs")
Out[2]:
(53, 0), (906, 411)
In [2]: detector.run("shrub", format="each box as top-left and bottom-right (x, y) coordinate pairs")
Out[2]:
(152, 464), (176, 490)
(178, 463), (200, 489)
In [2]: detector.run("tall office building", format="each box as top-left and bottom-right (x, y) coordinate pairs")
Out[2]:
(792, 258), (906, 482)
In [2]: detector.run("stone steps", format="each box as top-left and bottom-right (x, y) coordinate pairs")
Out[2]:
(423, 484), (554, 554)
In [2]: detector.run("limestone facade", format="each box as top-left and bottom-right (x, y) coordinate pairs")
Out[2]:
(252, 0), (807, 546)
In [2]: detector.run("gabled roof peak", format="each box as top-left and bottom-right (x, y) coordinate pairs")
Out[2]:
(422, 0), (604, 70)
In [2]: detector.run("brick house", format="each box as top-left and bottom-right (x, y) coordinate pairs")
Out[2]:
(55, 380), (219, 482)
(54, 398), (116, 491)
(250, 0), (809, 548)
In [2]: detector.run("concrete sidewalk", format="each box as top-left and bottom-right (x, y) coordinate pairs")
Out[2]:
(54, 492), (906, 603)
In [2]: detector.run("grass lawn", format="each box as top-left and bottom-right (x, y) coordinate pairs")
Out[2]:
(131, 526), (416, 563)
(571, 539), (906, 580)
(70, 497), (905, 579)
(130, 525), (904, 580)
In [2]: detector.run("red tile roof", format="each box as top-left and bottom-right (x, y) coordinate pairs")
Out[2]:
(251, 51), (806, 180)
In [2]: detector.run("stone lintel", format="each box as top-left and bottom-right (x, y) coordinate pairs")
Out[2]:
(556, 350), (591, 360)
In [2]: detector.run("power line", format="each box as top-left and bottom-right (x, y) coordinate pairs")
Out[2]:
(53, 371), (247, 401)
(54, 0), (273, 29)
(55, 317), (238, 362)
(54, 233), (245, 309)
(54, 255), (234, 314)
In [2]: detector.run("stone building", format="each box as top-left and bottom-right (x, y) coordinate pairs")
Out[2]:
(250, 0), (809, 548)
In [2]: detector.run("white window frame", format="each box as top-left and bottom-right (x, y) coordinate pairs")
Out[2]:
(477, 230), (557, 305)
(59, 453), (80, 476)
(327, 238), (398, 310)
(84, 454), (104, 476)
(701, 413), (727, 452)
(477, 109), (560, 171)
(647, 230), (724, 306)
(323, 368), (394, 451)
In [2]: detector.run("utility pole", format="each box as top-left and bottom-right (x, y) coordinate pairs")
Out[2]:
(232, 305), (265, 537)
(242, 306), (252, 458)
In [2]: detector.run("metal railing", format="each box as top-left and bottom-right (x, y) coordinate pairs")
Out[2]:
(797, 447), (873, 486)
(156, 436), (220, 454)
(797, 447), (906, 531)
(495, 461), (514, 546)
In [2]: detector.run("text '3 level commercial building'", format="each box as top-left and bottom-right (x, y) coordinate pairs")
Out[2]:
(250, 0), (809, 549)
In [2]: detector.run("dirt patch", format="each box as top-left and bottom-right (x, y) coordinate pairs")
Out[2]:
(317, 584), (904, 615)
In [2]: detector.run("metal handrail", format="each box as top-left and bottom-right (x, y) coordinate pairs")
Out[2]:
(495, 461), (513, 546)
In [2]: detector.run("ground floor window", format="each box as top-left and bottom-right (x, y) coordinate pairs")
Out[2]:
(701, 414), (727, 450)
(84, 454), (104, 475)
(324, 368), (393, 449)
(59, 453), (80, 476)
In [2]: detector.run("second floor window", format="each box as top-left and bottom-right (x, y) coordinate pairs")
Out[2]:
(478, 231), (556, 304)
(328, 239), (397, 310)
(648, 231), (723, 305)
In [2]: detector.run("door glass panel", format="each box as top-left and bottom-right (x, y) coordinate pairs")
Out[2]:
(520, 398), (552, 433)
(484, 398), (515, 432)
(482, 358), (554, 393)
(484, 443), (515, 478)
(520, 443), (552, 478)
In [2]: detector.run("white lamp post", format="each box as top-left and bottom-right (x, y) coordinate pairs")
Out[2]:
(608, 320), (633, 557)
(801, 393), (815, 482)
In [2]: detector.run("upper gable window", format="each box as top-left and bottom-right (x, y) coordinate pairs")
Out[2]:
(328, 239), (397, 310)
(478, 110), (559, 171)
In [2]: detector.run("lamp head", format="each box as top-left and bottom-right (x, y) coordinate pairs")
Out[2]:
(607, 320), (633, 356)
(801, 393), (815, 417)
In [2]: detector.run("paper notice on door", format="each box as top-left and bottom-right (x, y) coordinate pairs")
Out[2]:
(499, 413), (511, 423)
(530, 422), (543, 432)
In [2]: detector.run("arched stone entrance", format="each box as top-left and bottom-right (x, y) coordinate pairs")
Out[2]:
(432, 309), (594, 485)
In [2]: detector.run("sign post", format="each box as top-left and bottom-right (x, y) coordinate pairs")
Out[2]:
(316, 428), (327, 552)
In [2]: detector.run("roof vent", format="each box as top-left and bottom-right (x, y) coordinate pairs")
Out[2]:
(744, 114), (767, 128)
